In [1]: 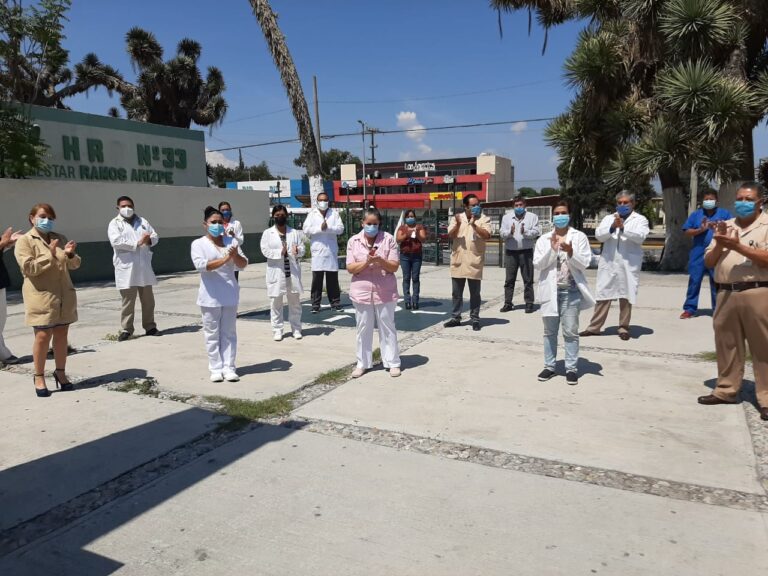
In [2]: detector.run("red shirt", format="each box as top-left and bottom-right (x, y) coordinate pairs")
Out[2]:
(398, 224), (424, 255)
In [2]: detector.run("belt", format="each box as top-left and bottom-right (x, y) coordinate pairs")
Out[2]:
(716, 281), (768, 292)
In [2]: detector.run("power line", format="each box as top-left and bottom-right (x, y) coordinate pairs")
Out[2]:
(207, 116), (557, 152)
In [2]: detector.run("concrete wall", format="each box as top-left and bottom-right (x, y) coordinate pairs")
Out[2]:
(478, 155), (515, 202)
(1, 179), (270, 289)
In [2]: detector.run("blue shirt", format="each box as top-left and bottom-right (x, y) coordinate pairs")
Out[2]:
(682, 207), (732, 253)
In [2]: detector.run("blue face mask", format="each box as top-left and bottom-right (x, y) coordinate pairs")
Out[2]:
(617, 205), (632, 218)
(405, 217), (416, 226)
(221, 210), (232, 220)
(208, 223), (225, 237)
(364, 224), (379, 237)
(734, 200), (756, 218)
(702, 200), (716, 210)
(514, 207), (525, 216)
(35, 217), (54, 233)
(553, 214), (571, 229)
(470, 205), (482, 217)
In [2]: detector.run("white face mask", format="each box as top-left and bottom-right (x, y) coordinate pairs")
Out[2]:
(119, 207), (134, 219)
(317, 201), (329, 211)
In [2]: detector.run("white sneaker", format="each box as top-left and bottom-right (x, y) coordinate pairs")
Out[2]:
(389, 367), (401, 378)
(293, 330), (303, 340)
(273, 330), (283, 342)
(351, 367), (365, 378)
(223, 370), (240, 382)
(210, 372), (224, 382)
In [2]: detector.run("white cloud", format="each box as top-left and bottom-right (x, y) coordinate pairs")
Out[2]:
(397, 110), (427, 142)
(510, 121), (528, 134)
(205, 149), (237, 168)
(417, 143), (432, 155)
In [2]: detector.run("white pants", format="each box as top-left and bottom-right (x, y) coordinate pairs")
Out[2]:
(201, 306), (238, 373)
(0, 288), (12, 361)
(353, 301), (400, 370)
(270, 278), (302, 333)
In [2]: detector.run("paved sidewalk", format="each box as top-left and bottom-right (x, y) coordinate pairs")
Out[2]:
(1, 263), (766, 575)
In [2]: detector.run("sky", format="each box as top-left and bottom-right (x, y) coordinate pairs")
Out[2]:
(60, 1), (768, 186)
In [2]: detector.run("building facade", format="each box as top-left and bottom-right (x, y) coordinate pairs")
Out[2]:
(334, 154), (514, 210)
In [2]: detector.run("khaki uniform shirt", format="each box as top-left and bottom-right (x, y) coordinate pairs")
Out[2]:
(448, 213), (492, 280)
(706, 213), (768, 283)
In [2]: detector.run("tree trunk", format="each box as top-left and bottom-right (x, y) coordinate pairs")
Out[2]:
(658, 171), (690, 272)
(249, 0), (323, 207)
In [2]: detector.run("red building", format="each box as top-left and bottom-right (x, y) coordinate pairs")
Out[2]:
(333, 155), (514, 211)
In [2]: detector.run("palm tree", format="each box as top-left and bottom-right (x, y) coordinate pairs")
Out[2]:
(0, 0), (121, 108)
(492, 0), (768, 270)
(248, 0), (324, 207)
(93, 28), (227, 130)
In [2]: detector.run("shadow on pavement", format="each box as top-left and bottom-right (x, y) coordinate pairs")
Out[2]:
(0, 414), (303, 575)
(157, 324), (201, 336)
(400, 354), (429, 370)
(601, 325), (655, 338)
(301, 326), (336, 337)
(74, 369), (151, 390)
(238, 359), (292, 375)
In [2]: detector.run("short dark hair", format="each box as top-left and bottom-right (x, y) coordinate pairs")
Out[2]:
(513, 196), (526, 204)
(117, 195), (134, 206)
(702, 190), (718, 199)
(404, 209), (417, 219)
(317, 192), (329, 200)
(738, 181), (766, 196)
(271, 204), (288, 217)
(363, 207), (381, 223)
(463, 194), (479, 206)
(554, 199), (570, 213)
(218, 201), (231, 210)
(204, 206), (222, 221)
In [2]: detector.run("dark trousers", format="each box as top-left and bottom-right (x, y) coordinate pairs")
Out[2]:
(504, 248), (534, 305)
(400, 253), (422, 306)
(452, 277), (481, 321)
(311, 271), (341, 309)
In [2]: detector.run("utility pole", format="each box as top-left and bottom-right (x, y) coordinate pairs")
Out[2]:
(313, 75), (323, 175)
(356, 120), (367, 209)
(369, 128), (378, 208)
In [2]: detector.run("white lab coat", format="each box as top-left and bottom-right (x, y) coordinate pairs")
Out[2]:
(108, 215), (159, 290)
(260, 226), (306, 298)
(225, 219), (245, 245)
(533, 228), (595, 317)
(594, 211), (649, 304)
(302, 208), (344, 272)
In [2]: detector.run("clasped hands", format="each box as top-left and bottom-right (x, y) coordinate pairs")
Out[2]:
(550, 234), (573, 255)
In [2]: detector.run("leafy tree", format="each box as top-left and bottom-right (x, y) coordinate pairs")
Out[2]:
(91, 28), (227, 129)
(759, 159), (768, 193)
(492, 0), (768, 270)
(516, 186), (539, 197)
(294, 148), (361, 179)
(0, 103), (47, 178)
(208, 161), (275, 188)
(540, 186), (561, 196)
(250, 0), (324, 206)
(0, 0), (120, 108)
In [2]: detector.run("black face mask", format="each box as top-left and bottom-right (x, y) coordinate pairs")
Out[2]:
(275, 216), (287, 226)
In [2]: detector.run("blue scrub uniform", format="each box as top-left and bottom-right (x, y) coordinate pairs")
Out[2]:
(682, 207), (732, 314)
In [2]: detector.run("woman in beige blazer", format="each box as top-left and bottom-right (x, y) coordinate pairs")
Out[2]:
(14, 203), (81, 397)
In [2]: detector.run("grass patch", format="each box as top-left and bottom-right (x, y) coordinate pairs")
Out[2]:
(698, 350), (752, 362)
(114, 378), (159, 397)
(205, 393), (294, 431)
(103, 333), (119, 341)
(314, 366), (352, 386)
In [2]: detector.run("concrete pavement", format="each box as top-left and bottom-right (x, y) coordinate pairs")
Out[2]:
(1, 261), (766, 575)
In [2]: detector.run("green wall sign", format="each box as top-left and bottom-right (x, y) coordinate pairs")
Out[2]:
(28, 105), (207, 187)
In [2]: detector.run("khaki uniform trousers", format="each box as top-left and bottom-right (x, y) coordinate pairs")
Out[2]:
(586, 299), (632, 335)
(712, 287), (768, 408)
(120, 286), (156, 334)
